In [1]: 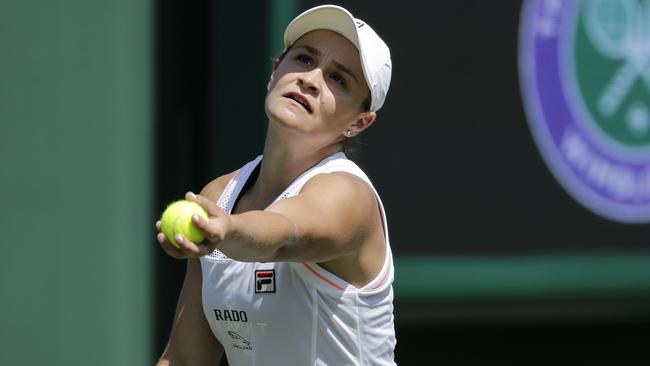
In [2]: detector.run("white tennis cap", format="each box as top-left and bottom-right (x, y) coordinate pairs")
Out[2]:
(284, 5), (392, 112)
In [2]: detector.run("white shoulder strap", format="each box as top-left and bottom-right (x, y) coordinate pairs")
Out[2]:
(206, 156), (262, 260)
(217, 156), (263, 214)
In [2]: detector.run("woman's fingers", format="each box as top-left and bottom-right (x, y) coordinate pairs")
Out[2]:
(156, 193), (227, 259)
(157, 232), (189, 259)
(157, 225), (217, 259)
(175, 234), (214, 257)
(185, 191), (225, 217)
(184, 191), (231, 245)
(190, 214), (224, 243)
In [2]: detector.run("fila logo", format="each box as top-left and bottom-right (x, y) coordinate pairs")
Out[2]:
(255, 269), (276, 293)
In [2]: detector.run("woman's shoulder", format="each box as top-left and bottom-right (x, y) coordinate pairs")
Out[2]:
(301, 171), (377, 208)
(199, 169), (240, 202)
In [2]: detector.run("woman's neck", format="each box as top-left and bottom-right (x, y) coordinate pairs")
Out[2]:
(251, 124), (343, 203)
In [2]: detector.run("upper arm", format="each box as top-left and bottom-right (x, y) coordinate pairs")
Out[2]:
(264, 172), (379, 263)
(200, 170), (239, 202)
(157, 259), (224, 365)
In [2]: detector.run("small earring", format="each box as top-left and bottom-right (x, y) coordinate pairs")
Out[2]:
(345, 130), (351, 137)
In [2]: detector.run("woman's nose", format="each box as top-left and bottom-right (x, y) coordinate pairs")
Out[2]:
(298, 69), (321, 94)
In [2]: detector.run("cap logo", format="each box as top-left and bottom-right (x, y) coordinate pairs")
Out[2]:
(355, 20), (365, 28)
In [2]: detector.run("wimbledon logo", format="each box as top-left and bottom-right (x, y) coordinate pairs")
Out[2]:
(519, 0), (650, 223)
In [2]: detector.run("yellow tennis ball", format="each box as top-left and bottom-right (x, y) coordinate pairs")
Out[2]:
(160, 200), (208, 248)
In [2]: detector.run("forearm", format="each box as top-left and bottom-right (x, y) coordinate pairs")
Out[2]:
(219, 210), (299, 262)
(156, 346), (224, 366)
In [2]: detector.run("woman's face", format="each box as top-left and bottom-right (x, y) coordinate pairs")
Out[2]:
(265, 30), (374, 145)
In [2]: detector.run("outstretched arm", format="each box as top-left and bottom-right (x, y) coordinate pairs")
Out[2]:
(160, 172), (379, 264)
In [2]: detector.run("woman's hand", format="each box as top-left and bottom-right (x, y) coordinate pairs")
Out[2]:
(156, 192), (232, 259)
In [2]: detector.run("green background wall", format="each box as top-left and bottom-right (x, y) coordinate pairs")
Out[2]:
(2, 0), (647, 364)
(0, 0), (152, 364)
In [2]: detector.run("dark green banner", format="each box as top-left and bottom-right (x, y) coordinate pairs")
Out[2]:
(0, 0), (152, 364)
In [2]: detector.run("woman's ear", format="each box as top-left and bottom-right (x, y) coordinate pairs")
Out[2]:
(347, 112), (377, 137)
(267, 57), (281, 91)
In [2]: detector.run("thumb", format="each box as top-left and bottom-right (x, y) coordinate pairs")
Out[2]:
(185, 191), (225, 217)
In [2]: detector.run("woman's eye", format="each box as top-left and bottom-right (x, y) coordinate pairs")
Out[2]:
(330, 73), (346, 87)
(296, 55), (312, 65)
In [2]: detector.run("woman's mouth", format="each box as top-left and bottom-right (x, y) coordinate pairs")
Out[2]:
(284, 93), (312, 113)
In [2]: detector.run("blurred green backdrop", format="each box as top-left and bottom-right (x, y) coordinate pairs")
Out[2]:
(2, 0), (649, 365)
(0, 0), (152, 364)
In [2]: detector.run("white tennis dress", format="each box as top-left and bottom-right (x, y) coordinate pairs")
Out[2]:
(199, 152), (396, 366)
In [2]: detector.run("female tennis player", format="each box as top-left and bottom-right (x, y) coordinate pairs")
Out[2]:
(156, 5), (395, 365)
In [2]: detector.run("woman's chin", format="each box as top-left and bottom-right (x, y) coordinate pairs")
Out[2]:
(267, 108), (305, 129)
